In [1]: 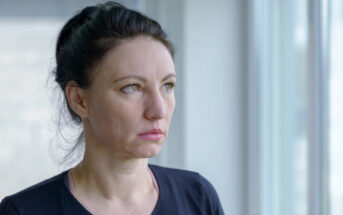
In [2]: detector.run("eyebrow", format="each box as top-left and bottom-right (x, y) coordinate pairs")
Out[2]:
(162, 73), (177, 82)
(113, 73), (176, 84)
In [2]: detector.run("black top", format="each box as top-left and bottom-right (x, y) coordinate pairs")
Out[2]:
(0, 164), (225, 215)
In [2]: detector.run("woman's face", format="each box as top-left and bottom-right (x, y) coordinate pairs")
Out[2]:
(84, 36), (176, 159)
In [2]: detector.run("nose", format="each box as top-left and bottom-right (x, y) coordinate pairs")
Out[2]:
(144, 91), (167, 121)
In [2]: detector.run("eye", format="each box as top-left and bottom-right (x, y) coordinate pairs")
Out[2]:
(161, 82), (176, 93)
(120, 84), (142, 93)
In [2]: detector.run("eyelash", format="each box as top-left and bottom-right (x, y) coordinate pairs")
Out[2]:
(120, 82), (176, 94)
(162, 82), (176, 93)
(120, 84), (142, 93)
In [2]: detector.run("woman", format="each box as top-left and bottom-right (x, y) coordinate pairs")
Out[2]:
(0, 2), (224, 214)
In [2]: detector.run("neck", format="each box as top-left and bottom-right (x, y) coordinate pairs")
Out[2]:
(71, 141), (152, 200)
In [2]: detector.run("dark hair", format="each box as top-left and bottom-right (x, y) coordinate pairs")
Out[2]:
(55, 1), (174, 123)
(53, 1), (174, 164)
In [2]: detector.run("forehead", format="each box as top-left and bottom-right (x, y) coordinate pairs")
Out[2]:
(94, 36), (175, 81)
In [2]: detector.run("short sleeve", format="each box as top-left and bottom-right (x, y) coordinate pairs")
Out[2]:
(0, 197), (20, 215)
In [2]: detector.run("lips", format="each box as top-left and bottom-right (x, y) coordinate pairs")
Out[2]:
(138, 128), (164, 141)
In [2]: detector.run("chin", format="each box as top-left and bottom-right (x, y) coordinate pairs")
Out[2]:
(134, 144), (162, 158)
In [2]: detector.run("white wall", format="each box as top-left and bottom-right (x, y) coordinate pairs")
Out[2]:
(184, 1), (245, 214)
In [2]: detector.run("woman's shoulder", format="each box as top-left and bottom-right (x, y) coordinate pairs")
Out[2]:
(0, 171), (70, 215)
(149, 164), (212, 188)
(148, 164), (218, 199)
(149, 164), (225, 214)
(149, 164), (200, 177)
(4, 170), (67, 200)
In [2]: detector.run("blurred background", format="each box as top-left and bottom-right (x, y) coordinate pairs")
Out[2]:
(0, 0), (342, 214)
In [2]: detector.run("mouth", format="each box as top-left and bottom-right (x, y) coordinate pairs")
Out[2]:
(138, 128), (164, 141)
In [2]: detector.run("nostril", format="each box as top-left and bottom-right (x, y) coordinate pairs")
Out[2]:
(144, 107), (165, 120)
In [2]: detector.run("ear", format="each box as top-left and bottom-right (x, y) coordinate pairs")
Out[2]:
(65, 81), (88, 119)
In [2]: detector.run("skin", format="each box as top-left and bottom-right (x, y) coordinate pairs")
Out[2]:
(65, 36), (176, 214)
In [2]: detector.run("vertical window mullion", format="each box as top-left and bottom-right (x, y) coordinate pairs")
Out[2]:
(307, 0), (330, 214)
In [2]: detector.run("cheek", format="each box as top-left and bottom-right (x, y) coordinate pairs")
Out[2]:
(103, 100), (138, 124)
(88, 95), (140, 135)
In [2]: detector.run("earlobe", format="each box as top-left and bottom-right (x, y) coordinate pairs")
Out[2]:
(65, 81), (88, 118)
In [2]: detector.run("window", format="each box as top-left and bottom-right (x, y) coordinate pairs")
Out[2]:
(248, 0), (309, 214)
(0, 19), (62, 199)
(247, 0), (338, 214)
(329, 0), (343, 214)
